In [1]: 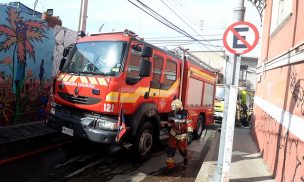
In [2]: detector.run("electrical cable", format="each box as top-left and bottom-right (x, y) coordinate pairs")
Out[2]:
(144, 34), (223, 40)
(159, 0), (224, 57)
(161, 0), (221, 50)
(127, 0), (226, 58)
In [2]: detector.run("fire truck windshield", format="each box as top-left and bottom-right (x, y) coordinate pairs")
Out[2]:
(62, 41), (127, 76)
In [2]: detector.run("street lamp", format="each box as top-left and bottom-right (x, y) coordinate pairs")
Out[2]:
(247, 0), (266, 25)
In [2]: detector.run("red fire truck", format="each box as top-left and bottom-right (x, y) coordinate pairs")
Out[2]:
(47, 30), (217, 158)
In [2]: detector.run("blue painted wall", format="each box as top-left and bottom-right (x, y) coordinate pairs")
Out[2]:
(0, 5), (55, 126)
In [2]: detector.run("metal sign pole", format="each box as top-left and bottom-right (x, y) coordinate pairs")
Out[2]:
(213, 0), (245, 181)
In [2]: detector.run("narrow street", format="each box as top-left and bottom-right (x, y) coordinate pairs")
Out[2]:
(0, 126), (219, 182)
(2, 0), (303, 181)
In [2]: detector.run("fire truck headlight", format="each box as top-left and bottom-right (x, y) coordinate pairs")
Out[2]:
(95, 119), (118, 130)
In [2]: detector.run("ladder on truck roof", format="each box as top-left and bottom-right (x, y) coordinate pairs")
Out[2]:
(177, 47), (219, 73)
(173, 47), (219, 100)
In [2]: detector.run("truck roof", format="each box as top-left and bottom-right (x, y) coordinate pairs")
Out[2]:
(77, 30), (218, 75)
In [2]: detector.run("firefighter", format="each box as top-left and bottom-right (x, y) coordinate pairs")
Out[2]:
(165, 99), (194, 171)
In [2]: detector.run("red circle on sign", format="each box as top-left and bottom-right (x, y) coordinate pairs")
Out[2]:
(223, 21), (259, 55)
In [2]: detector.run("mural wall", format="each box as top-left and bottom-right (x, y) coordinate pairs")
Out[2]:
(0, 5), (77, 126)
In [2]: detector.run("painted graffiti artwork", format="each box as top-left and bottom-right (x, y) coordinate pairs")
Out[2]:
(0, 1), (303, 182)
(0, 4), (76, 126)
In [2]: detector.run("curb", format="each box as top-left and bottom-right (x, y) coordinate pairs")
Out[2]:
(195, 129), (220, 182)
(0, 121), (56, 144)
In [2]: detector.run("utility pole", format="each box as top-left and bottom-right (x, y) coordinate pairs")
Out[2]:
(213, 0), (245, 182)
(78, 0), (88, 33)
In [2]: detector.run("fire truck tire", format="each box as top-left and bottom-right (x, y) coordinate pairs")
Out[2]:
(133, 121), (154, 159)
(193, 115), (206, 140)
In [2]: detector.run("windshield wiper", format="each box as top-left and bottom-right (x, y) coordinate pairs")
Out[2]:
(61, 69), (78, 74)
(78, 71), (108, 76)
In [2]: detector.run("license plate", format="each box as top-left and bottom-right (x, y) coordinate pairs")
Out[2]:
(62, 127), (74, 136)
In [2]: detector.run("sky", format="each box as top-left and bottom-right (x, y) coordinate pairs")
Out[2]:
(2, 0), (263, 57)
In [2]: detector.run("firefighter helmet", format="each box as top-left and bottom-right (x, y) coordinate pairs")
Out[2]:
(171, 99), (183, 111)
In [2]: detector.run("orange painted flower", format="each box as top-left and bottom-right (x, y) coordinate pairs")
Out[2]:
(1, 56), (12, 65)
(0, 8), (47, 64)
(0, 93), (14, 124)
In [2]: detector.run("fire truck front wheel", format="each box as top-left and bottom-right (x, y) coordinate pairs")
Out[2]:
(193, 115), (206, 140)
(133, 122), (154, 159)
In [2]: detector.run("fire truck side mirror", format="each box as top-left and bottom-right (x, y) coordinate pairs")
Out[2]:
(139, 59), (151, 77)
(139, 46), (153, 77)
(141, 46), (153, 58)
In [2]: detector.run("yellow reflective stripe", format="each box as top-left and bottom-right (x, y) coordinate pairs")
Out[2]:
(105, 80), (179, 103)
(106, 92), (119, 102)
(80, 76), (88, 83)
(166, 158), (174, 163)
(97, 78), (108, 86)
(175, 134), (188, 140)
(62, 75), (71, 82)
(149, 88), (159, 97)
(69, 76), (79, 82)
(159, 80), (179, 97)
(190, 67), (216, 82)
(57, 74), (65, 81)
(88, 77), (98, 85)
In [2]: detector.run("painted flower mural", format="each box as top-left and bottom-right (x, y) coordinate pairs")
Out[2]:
(0, 4), (76, 126)
(0, 93), (14, 126)
(0, 8), (47, 92)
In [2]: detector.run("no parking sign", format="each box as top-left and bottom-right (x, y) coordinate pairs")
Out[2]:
(223, 21), (259, 55)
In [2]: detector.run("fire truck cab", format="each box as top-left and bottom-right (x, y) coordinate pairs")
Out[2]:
(47, 29), (217, 158)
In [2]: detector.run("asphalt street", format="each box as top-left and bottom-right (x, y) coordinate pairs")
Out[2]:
(0, 125), (219, 182)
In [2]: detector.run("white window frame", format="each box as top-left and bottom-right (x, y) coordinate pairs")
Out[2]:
(270, 0), (293, 35)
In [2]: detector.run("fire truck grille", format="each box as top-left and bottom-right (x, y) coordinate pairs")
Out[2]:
(58, 92), (101, 105)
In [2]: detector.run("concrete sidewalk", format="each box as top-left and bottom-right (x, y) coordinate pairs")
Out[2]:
(196, 127), (274, 182)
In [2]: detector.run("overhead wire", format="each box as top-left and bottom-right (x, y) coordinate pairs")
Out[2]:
(159, 0), (224, 57)
(147, 38), (222, 42)
(166, 0), (199, 28)
(127, 0), (225, 58)
(161, 0), (221, 50)
(144, 34), (223, 40)
(133, 0), (201, 42)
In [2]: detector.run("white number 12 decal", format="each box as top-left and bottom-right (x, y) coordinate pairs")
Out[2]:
(104, 104), (114, 112)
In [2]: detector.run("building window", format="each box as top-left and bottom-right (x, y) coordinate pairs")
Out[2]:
(270, 0), (292, 33)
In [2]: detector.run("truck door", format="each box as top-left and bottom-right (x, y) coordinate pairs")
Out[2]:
(158, 59), (178, 113)
(150, 55), (164, 109)
(121, 43), (152, 113)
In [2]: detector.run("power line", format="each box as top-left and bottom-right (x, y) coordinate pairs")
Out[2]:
(127, 0), (225, 58)
(147, 38), (222, 42)
(144, 34), (223, 40)
(159, 0), (223, 53)
(134, 0), (199, 41)
(165, 0), (199, 28)
(152, 42), (224, 48)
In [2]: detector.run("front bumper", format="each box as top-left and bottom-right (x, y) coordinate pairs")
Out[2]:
(47, 107), (117, 144)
